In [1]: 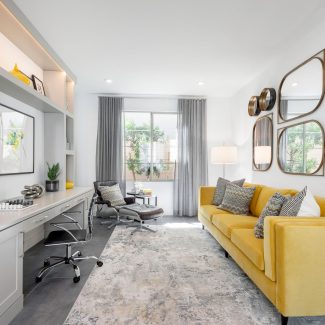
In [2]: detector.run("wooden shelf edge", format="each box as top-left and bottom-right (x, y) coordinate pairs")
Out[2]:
(66, 111), (74, 119)
(0, 67), (66, 114)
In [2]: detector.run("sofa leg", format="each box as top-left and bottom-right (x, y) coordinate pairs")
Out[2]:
(224, 250), (229, 258)
(281, 315), (288, 325)
(202, 224), (205, 230)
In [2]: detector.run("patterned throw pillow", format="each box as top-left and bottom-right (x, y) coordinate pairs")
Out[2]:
(254, 192), (289, 239)
(212, 177), (245, 206)
(98, 184), (126, 207)
(219, 183), (255, 215)
(279, 187), (307, 216)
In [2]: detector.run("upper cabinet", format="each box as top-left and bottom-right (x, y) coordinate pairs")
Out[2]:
(0, 1), (76, 115)
(278, 50), (325, 123)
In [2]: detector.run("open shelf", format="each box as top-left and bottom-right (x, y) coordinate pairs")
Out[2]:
(66, 110), (74, 119)
(0, 67), (66, 114)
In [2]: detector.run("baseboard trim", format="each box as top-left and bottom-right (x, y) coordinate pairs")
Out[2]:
(0, 294), (23, 325)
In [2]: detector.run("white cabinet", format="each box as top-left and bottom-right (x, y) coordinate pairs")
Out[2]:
(0, 226), (23, 325)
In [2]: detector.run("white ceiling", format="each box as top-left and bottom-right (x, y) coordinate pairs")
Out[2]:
(13, 0), (325, 97)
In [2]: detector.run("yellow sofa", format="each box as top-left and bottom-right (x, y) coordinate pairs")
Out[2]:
(198, 183), (325, 325)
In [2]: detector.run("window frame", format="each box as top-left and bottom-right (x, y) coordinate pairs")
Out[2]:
(123, 111), (177, 182)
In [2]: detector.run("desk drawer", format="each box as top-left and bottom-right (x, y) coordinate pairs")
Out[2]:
(23, 209), (56, 233)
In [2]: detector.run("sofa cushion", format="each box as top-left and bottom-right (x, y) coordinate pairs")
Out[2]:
(212, 214), (258, 238)
(254, 186), (294, 217)
(199, 205), (232, 222)
(231, 228), (265, 271)
(244, 183), (264, 216)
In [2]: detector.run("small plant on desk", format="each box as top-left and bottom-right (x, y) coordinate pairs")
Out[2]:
(46, 162), (61, 192)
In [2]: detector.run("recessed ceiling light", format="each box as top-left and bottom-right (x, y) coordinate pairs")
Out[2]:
(105, 79), (113, 83)
(198, 81), (204, 86)
(291, 82), (298, 87)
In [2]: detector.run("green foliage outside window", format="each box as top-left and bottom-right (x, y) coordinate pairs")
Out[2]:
(124, 120), (165, 181)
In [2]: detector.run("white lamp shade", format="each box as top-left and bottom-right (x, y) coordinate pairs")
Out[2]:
(254, 146), (272, 164)
(211, 146), (238, 164)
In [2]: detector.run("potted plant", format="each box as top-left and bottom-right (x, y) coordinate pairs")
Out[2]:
(46, 162), (61, 192)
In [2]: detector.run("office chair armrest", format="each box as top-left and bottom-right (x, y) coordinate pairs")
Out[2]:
(125, 197), (136, 204)
(59, 213), (82, 229)
(51, 224), (79, 242)
(96, 198), (112, 207)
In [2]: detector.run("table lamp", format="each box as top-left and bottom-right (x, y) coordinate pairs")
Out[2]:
(211, 146), (238, 178)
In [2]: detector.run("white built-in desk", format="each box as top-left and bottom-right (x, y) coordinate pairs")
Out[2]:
(0, 187), (93, 325)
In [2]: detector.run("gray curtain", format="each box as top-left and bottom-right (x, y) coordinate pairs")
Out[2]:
(96, 97), (125, 193)
(173, 98), (208, 217)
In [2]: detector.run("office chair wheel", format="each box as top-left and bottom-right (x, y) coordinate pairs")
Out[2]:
(44, 260), (50, 267)
(97, 260), (103, 267)
(35, 276), (42, 283)
(78, 252), (82, 257)
(73, 276), (80, 283)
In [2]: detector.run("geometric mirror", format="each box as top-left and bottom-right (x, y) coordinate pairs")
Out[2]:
(253, 114), (273, 171)
(277, 120), (324, 175)
(278, 51), (324, 123)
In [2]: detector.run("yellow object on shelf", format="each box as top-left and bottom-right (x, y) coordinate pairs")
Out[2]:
(143, 189), (152, 196)
(10, 64), (31, 85)
(66, 180), (74, 189)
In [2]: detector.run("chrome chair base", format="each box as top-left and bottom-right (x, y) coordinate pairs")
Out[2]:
(127, 220), (157, 235)
(36, 244), (103, 283)
(101, 215), (134, 229)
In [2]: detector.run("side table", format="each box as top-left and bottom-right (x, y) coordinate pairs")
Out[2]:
(127, 192), (158, 206)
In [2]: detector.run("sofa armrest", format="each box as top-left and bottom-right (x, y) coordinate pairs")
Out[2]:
(198, 186), (215, 206)
(274, 221), (325, 316)
(264, 216), (325, 281)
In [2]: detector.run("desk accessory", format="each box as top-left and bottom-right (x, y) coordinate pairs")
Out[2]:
(21, 184), (45, 199)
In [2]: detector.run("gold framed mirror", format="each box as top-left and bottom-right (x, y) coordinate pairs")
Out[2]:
(278, 50), (325, 123)
(259, 88), (276, 111)
(277, 120), (325, 175)
(252, 114), (273, 171)
(248, 96), (261, 116)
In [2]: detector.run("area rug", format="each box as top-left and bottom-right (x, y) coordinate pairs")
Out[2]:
(64, 223), (321, 325)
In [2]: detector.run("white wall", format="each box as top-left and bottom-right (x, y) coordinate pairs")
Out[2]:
(74, 93), (231, 214)
(0, 92), (44, 200)
(206, 97), (234, 185)
(230, 20), (325, 195)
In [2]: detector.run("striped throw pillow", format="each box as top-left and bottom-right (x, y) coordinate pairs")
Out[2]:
(99, 184), (126, 207)
(254, 192), (289, 239)
(219, 183), (255, 215)
(279, 187), (307, 216)
(212, 177), (245, 206)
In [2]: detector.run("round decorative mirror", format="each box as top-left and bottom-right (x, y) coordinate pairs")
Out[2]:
(252, 115), (273, 171)
(259, 88), (276, 111)
(278, 120), (324, 175)
(278, 53), (324, 123)
(248, 96), (261, 116)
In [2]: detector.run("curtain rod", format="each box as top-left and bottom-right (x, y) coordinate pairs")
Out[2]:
(93, 93), (206, 100)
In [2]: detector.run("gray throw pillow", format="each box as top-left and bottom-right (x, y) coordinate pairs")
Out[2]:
(98, 184), (126, 207)
(219, 183), (255, 215)
(254, 192), (289, 239)
(213, 177), (245, 206)
(279, 187), (307, 216)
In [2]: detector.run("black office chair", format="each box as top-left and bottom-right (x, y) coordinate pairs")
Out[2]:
(93, 180), (135, 229)
(35, 193), (103, 283)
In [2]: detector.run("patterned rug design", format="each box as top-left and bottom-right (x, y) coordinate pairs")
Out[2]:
(64, 223), (323, 325)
